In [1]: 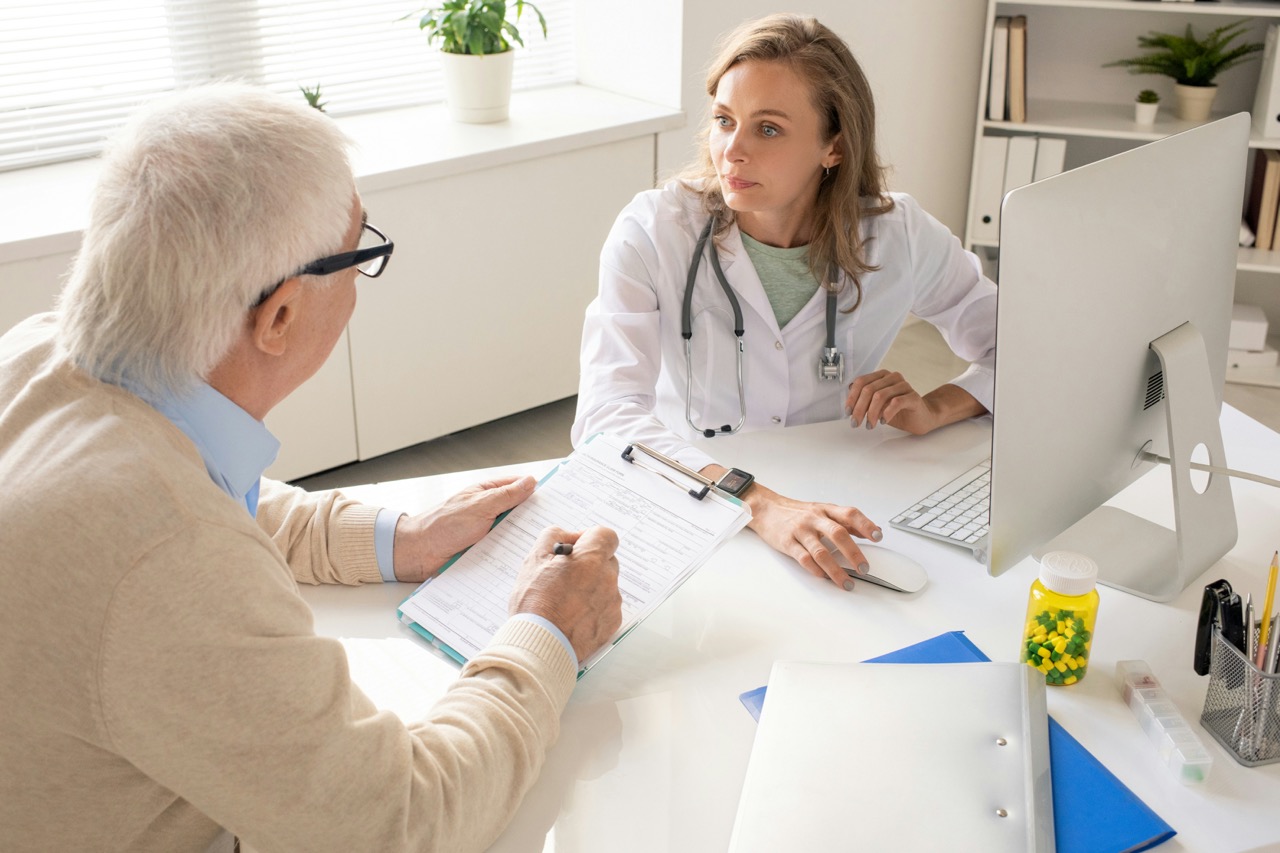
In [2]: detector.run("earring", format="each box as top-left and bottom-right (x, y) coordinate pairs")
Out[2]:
(823, 166), (831, 180)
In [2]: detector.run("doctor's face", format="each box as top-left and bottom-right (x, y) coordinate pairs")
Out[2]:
(709, 59), (841, 236)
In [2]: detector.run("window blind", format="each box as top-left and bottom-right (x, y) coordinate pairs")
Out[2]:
(0, 0), (575, 172)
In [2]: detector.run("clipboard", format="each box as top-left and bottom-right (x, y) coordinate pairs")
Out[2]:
(397, 433), (751, 677)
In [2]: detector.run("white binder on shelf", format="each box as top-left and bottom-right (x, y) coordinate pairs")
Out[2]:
(1003, 135), (1038, 197)
(970, 135), (1009, 245)
(988, 17), (1010, 122)
(1033, 137), (1067, 182)
(1253, 23), (1280, 138)
(728, 661), (1054, 853)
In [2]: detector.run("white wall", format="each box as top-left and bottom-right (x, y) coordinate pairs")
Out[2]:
(656, 1), (987, 236)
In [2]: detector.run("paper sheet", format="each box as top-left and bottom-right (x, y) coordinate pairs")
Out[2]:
(398, 435), (750, 672)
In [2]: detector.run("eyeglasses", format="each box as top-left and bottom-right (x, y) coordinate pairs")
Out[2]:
(300, 221), (394, 279)
(252, 222), (394, 307)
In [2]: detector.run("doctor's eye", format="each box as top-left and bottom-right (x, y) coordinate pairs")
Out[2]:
(713, 115), (732, 128)
(760, 124), (779, 138)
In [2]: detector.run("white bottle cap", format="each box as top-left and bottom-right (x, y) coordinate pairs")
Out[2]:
(1038, 550), (1099, 597)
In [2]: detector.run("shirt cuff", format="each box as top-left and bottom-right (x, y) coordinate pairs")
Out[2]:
(510, 613), (578, 671)
(374, 508), (401, 583)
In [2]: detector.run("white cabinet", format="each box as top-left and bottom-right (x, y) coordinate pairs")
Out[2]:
(967, 0), (1280, 387)
(350, 135), (654, 461)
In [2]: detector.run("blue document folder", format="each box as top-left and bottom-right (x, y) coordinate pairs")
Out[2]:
(739, 631), (1176, 853)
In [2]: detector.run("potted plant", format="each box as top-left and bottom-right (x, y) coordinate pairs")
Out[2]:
(1135, 89), (1159, 125)
(1104, 21), (1263, 123)
(412, 0), (546, 123)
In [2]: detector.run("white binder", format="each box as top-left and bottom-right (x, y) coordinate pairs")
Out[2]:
(970, 135), (1009, 245)
(1033, 137), (1067, 182)
(1253, 24), (1280, 138)
(728, 661), (1054, 853)
(1003, 136), (1038, 197)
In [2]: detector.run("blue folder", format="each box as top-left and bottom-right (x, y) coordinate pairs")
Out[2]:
(739, 631), (1176, 853)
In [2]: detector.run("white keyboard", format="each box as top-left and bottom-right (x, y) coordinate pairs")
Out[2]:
(890, 459), (990, 557)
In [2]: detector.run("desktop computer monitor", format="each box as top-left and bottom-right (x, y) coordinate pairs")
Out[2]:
(987, 113), (1249, 601)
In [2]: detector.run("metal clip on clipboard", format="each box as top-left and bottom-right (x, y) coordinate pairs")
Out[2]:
(621, 442), (714, 501)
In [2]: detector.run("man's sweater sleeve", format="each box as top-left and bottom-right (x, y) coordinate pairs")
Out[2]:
(255, 477), (383, 585)
(98, 520), (576, 853)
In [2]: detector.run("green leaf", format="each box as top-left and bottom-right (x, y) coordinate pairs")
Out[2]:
(408, 0), (547, 55)
(1103, 18), (1261, 86)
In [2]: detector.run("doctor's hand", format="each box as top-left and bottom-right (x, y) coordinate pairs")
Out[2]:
(846, 372), (987, 436)
(510, 526), (623, 663)
(704, 468), (882, 589)
(391, 475), (537, 583)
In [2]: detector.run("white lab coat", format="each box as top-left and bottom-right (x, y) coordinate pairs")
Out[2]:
(572, 182), (996, 474)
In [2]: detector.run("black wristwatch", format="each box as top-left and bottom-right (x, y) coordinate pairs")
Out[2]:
(715, 467), (755, 497)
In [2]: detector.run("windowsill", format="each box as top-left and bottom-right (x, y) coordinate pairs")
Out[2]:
(0, 84), (684, 265)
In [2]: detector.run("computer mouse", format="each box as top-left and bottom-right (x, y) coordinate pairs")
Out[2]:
(836, 544), (929, 593)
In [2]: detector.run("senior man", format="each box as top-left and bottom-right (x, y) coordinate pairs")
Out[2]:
(0, 84), (622, 853)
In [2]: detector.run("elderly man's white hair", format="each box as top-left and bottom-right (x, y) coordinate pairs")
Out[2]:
(58, 82), (353, 396)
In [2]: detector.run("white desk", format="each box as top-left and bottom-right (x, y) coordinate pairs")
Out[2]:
(302, 406), (1280, 853)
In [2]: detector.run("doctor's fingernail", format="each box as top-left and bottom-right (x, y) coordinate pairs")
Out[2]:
(864, 420), (874, 430)
(844, 406), (852, 417)
(850, 417), (860, 429)
(871, 529), (883, 542)
(880, 417), (886, 425)
(856, 562), (870, 575)
(843, 580), (855, 592)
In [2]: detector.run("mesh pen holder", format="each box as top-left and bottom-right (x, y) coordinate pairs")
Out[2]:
(1199, 626), (1280, 767)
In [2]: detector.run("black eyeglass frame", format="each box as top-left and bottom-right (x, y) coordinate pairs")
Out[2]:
(252, 222), (395, 308)
(299, 222), (394, 278)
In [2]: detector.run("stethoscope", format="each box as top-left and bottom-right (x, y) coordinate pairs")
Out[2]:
(683, 218), (844, 438)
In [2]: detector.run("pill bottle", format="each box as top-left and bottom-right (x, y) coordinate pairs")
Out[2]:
(1020, 551), (1100, 686)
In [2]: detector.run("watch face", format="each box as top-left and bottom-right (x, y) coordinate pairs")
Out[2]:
(719, 470), (751, 494)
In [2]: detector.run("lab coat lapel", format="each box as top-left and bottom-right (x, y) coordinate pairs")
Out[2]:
(718, 224), (784, 339)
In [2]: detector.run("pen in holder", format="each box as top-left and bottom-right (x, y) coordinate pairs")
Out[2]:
(1199, 625), (1280, 766)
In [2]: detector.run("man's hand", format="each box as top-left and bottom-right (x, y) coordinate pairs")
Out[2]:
(392, 476), (536, 583)
(509, 526), (623, 663)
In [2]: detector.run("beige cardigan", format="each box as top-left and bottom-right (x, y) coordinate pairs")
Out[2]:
(0, 315), (576, 852)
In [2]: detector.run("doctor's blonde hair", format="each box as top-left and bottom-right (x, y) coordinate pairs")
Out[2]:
(678, 13), (893, 309)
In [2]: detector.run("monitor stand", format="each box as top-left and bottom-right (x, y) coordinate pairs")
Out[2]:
(1033, 322), (1238, 602)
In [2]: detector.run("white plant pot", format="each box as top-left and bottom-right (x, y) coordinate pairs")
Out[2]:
(1134, 101), (1159, 126)
(1173, 84), (1217, 123)
(440, 50), (515, 123)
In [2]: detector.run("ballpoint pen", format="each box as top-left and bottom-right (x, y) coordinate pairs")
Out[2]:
(1256, 551), (1278, 670)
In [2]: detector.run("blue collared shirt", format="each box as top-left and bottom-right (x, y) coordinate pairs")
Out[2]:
(129, 379), (576, 668)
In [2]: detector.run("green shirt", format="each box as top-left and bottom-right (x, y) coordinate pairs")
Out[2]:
(740, 232), (821, 329)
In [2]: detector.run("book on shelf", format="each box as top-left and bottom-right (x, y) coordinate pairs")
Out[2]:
(988, 17), (1010, 122)
(1008, 15), (1028, 124)
(1254, 24), (1280, 139)
(1244, 148), (1280, 251)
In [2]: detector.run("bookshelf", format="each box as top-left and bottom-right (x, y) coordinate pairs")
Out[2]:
(967, 0), (1280, 387)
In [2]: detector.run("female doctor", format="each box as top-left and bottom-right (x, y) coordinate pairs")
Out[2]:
(572, 14), (996, 590)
